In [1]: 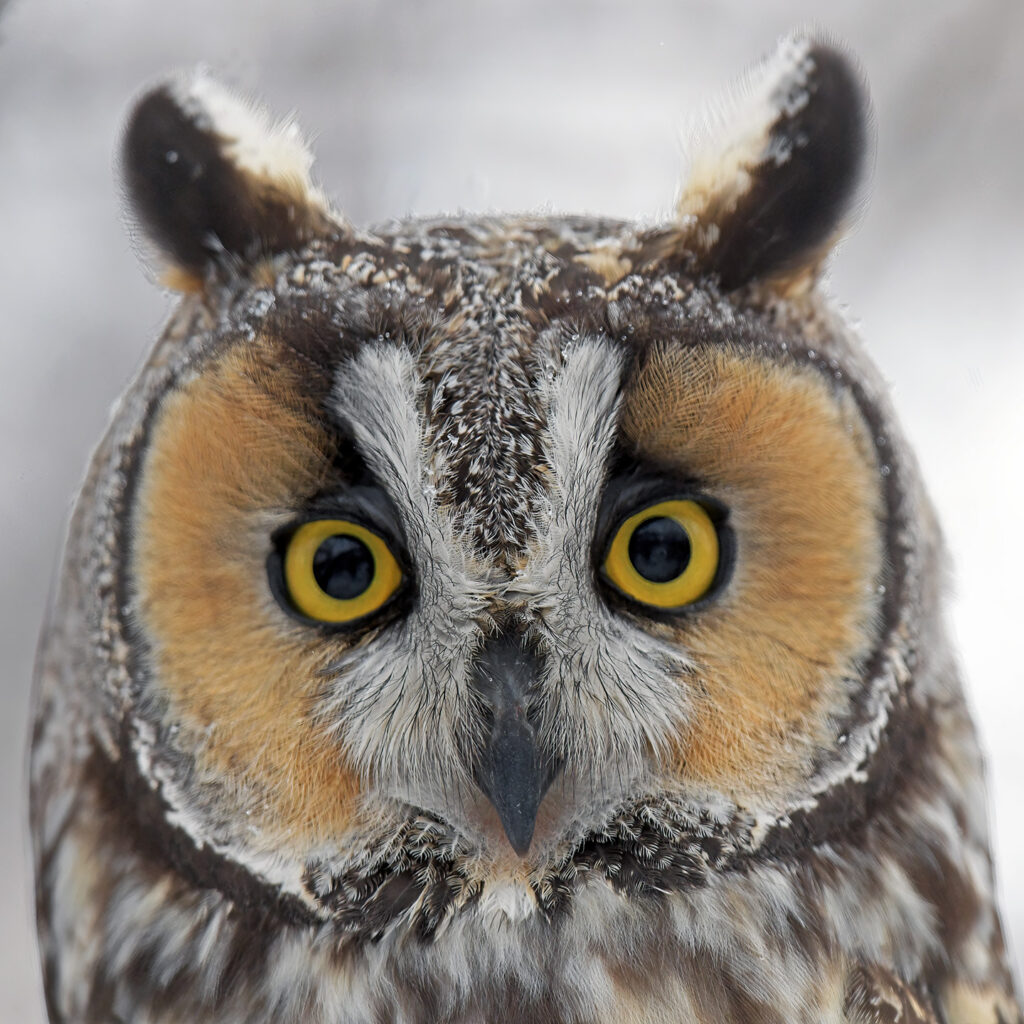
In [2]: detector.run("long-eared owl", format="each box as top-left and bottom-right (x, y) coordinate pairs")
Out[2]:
(30, 32), (1022, 1024)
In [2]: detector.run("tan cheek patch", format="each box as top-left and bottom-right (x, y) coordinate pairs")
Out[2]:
(621, 345), (883, 803)
(133, 340), (363, 845)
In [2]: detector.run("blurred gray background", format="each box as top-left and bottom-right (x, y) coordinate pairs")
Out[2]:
(2, 0), (1021, 1018)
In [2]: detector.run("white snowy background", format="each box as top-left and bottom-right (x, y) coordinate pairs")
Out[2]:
(2, 1), (1021, 1018)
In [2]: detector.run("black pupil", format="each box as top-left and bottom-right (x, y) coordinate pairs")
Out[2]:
(312, 534), (375, 600)
(627, 516), (692, 583)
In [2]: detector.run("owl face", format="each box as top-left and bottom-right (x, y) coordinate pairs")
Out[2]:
(132, 237), (886, 862)
(113, 38), (897, 908)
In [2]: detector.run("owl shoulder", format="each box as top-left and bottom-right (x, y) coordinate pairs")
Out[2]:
(843, 963), (1023, 1024)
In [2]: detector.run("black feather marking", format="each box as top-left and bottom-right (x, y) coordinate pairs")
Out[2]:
(122, 84), (328, 276)
(708, 41), (870, 289)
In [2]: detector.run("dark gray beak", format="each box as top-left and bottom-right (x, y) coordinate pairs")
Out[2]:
(470, 630), (556, 855)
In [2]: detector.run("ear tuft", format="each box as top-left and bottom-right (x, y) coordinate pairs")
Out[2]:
(677, 33), (871, 292)
(122, 72), (334, 283)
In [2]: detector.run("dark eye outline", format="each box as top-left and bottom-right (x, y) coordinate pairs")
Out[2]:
(266, 486), (415, 632)
(593, 477), (735, 617)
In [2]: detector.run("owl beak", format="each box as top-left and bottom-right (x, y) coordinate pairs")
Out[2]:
(470, 631), (555, 856)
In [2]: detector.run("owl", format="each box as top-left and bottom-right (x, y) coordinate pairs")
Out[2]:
(30, 32), (1021, 1024)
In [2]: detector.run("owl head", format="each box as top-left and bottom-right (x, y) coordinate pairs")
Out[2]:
(82, 33), (931, 930)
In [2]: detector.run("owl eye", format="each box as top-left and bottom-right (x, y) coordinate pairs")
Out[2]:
(601, 499), (720, 609)
(281, 519), (403, 624)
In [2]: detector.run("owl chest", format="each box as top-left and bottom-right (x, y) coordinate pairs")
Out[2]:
(48, 800), (861, 1024)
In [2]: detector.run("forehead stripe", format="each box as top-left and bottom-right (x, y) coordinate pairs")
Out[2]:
(332, 343), (424, 513)
(331, 335), (629, 561)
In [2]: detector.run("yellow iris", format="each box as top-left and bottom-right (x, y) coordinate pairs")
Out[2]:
(602, 499), (719, 609)
(283, 519), (402, 624)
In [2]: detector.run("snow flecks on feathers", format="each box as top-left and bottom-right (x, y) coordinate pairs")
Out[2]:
(678, 33), (816, 232)
(417, 260), (552, 561)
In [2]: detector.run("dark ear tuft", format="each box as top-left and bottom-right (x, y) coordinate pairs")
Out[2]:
(122, 73), (334, 283)
(676, 34), (871, 292)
